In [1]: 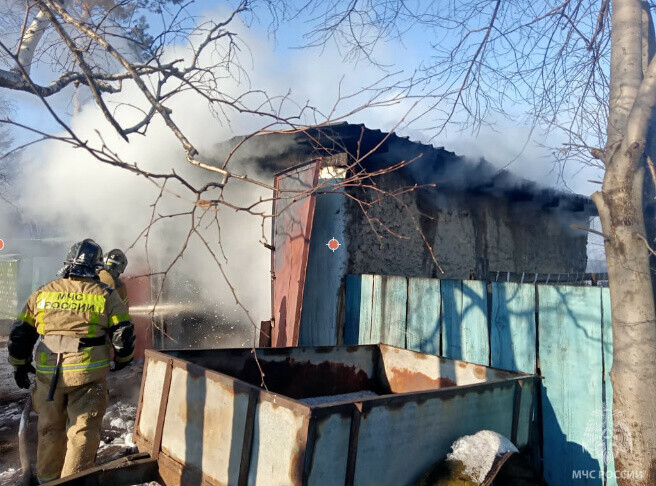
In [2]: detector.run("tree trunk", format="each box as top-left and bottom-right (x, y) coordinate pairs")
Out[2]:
(597, 2), (656, 482)
(593, 157), (656, 485)
(16, 8), (50, 75)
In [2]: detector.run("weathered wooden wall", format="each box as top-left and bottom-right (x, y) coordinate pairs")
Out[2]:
(344, 274), (615, 486)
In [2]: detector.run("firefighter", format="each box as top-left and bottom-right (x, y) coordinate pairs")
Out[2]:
(98, 249), (129, 306)
(7, 238), (135, 483)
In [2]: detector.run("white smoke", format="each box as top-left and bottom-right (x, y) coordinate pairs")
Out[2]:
(5, 5), (608, 348)
(9, 11), (283, 345)
(8, 5), (423, 347)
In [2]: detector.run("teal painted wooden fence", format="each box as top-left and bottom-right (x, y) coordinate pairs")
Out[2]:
(345, 274), (615, 486)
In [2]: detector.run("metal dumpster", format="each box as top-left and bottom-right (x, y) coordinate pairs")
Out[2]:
(124, 344), (538, 486)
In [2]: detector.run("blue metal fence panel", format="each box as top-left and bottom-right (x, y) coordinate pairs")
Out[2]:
(538, 285), (604, 486)
(441, 279), (464, 361)
(442, 280), (489, 365)
(379, 275), (408, 348)
(344, 274), (374, 345)
(369, 275), (384, 345)
(342, 274), (611, 486)
(490, 282), (536, 373)
(406, 277), (441, 354)
(460, 280), (489, 365)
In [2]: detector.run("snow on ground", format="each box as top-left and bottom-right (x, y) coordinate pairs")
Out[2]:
(0, 468), (18, 484)
(0, 340), (31, 486)
(99, 401), (138, 457)
(0, 338), (143, 485)
(446, 430), (518, 483)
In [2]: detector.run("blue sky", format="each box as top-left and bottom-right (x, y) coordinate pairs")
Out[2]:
(3, 0), (603, 198)
(0, 1), (606, 319)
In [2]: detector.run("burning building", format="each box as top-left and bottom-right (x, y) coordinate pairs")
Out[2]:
(215, 123), (597, 347)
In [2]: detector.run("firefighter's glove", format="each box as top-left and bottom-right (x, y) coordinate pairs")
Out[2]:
(14, 363), (35, 389)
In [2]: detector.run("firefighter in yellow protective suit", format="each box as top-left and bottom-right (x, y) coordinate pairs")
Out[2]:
(97, 249), (129, 306)
(7, 239), (135, 483)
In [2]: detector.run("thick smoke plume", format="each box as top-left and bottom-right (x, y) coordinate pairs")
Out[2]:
(2, 6), (607, 349)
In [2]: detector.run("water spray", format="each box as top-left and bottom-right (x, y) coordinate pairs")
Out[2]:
(128, 303), (198, 316)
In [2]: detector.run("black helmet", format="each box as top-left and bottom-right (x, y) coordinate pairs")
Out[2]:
(103, 249), (127, 278)
(62, 239), (103, 278)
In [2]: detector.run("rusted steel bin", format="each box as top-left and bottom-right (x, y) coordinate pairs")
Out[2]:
(134, 344), (538, 486)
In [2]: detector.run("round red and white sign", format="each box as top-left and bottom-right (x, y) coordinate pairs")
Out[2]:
(326, 238), (341, 252)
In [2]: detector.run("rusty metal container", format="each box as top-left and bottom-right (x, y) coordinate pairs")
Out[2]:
(133, 344), (538, 486)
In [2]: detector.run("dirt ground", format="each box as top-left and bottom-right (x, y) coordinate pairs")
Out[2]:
(0, 339), (144, 485)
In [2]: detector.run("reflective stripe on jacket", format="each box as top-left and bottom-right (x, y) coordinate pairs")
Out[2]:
(8, 276), (134, 387)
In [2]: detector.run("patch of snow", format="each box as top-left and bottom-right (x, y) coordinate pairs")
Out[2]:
(446, 430), (518, 483)
(0, 467), (19, 484)
(124, 433), (136, 448)
(99, 402), (138, 453)
(110, 417), (133, 429)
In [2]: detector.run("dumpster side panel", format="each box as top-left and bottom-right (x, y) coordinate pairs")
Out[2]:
(160, 367), (249, 485)
(516, 379), (536, 449)
(248, 400), (307, 486)
(353, 384), (516, 485)
(306, 413), (351, 486)
(168, 346), (379, 399)
(136, 358), (168, 445)
(378, 345), (520, 393)
(378, 345), (458, 392)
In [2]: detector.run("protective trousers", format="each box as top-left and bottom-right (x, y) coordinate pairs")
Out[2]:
(32, 378), (108, 483)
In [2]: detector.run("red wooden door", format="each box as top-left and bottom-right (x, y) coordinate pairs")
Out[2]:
(125, 273), (153, 359)
(271, 160), (321, 347)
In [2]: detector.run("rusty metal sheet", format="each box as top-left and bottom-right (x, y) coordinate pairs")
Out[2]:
(156, 452), (218, 486)
(136, 356), (169, 447)
(353, 384), (517, 485)
(247, 399), (308, 486)
(378, 345), (524, 393)
(133, 349), (150, 453)
(272, 160), (321, 347)
(124, 273), (153, 360)
(136, 346), (537, 486)
(159, 366), (250, 486)
(166, 345), (379, 401)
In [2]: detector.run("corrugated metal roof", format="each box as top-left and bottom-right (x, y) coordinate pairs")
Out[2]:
(212, 123), (596, 215)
